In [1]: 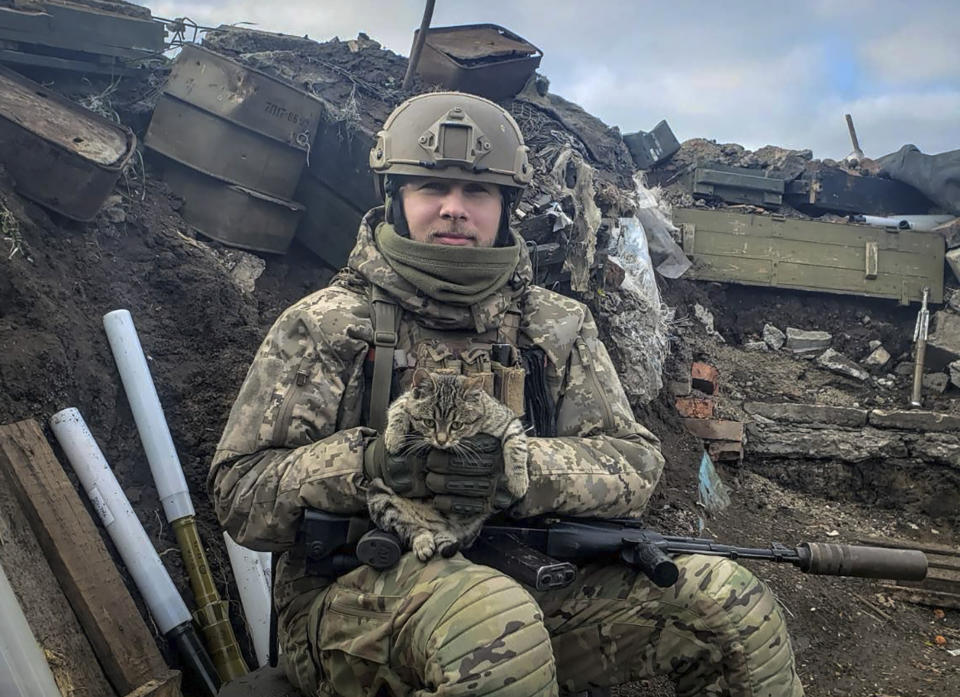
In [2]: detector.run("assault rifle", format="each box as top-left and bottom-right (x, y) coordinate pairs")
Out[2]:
(302, 511), (928, 591)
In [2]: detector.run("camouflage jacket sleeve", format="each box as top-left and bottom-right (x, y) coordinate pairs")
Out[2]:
(510, 305), (665, 519)
(207, 288), (372, 551)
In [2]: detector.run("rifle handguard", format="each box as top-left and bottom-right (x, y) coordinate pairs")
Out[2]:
(798, 543), (927, 581)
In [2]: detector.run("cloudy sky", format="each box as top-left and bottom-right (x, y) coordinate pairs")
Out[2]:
(143, 0), (959, 160)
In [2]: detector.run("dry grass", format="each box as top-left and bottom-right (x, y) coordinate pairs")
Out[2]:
(1, 203), (23, 260)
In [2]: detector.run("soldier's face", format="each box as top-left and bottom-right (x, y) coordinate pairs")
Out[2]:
(400, 178), (502, 247)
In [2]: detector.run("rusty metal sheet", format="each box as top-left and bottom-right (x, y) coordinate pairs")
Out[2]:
(0, 2), (164, 59)
(145, 94), (305, 200)
(165, 44), (324, 151)
(423, 25), (540, 61)
(415, 24), (542, 101)
(294, 173), (364, 269)
(0, 64), (135, 220)
(159, 157), (303, 255)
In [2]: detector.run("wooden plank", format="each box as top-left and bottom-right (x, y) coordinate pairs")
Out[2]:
(858, 536), (960, 557)
(0, 443), (116, 695)
(880, 584), (960, 610)
(0, 420), (181, 697)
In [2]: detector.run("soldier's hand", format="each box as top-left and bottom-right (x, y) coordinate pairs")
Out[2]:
(425, 434), (511, 515)
(362, 434), (430, 498)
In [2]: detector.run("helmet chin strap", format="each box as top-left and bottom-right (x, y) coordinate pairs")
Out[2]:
(383, 176), (412, 238)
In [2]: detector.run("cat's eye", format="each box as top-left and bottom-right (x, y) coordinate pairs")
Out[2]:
(451, 421), (462, 429)
(423, 418), (435, 428)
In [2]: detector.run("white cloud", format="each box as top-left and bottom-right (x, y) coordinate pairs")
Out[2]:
(141, 1), (960, 159)
(860, 20), (960, 83)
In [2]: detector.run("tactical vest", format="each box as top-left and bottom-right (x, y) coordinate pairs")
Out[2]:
(365, 286), (556, 437)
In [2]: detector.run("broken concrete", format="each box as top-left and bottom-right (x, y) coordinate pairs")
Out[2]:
(869, 409), (960, 432)
(924, 372), (950, 394)
(949, 360), (960, 389)
(817, 348), (869, 381)
(946, 248), (960, 284)
(763, 323), (786, 350)
(745, 424), (908, 461)
(926, 311), (960, 371)
(904, 433), (960, 467)
(862, 346), (891, 367)
(743, 402), (869, 428)
(743, 340), (768, 351)
(785, 327), (832, 353)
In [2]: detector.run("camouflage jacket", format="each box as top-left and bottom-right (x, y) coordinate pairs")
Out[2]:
(209, 209), (665, 552)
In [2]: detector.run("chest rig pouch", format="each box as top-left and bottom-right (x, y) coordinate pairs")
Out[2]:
(365, 287), (548, 434)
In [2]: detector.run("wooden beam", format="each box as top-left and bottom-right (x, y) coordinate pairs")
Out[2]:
(0, 419), (181, 697)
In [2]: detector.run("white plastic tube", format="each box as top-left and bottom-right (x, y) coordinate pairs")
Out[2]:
(223, 534), (272, 667)
(259, 551), (272, 588)
(0, 561), (62, 697)
(50, 408), (192, 634)
(102, 309), (194, 522)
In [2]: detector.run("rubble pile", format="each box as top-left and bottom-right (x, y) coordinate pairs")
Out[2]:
(199, 27), (669, 403)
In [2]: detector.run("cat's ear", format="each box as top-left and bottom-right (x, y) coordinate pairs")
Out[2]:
(412, 368), (436, 392)
(462, 375), (485, 394)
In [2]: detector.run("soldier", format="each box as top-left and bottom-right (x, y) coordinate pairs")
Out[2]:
(209, 92), (804, 697)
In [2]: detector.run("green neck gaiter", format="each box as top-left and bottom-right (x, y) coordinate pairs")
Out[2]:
(375, 222), (520, 306)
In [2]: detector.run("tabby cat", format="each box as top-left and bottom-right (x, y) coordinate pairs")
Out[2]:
(367, 369), (529, 561)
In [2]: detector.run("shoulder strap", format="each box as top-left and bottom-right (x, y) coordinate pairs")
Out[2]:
(369, 286), (401, 432)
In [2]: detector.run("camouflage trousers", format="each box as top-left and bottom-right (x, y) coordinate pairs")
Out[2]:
(278, 552), (804, 697)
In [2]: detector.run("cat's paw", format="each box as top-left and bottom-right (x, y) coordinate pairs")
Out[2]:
(434, 531), (460, 558)
(412, 531), (436, 561)
(383, 430), (403, 454)
(502, 435), (530, 498)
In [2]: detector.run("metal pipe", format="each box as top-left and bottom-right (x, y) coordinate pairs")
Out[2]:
(0, 560), (62, 697)
(402, 0), (436, 90)
(851, 214), (955, 231)
(50, 408), (220, 697)
(845, 114), (863, 160)
(102, 309), (248, 681)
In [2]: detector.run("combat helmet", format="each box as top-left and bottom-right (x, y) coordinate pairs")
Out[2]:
(370, 91), (533, 201)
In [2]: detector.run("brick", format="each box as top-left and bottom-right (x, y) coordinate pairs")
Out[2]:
(743, 402), (868, 427)
(708, 440), (743, 462)
(682, 418), (743, 442)
(869, 409), (960, 432)
(675, 396), (716, 419)
(691, 362), (719, 395)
